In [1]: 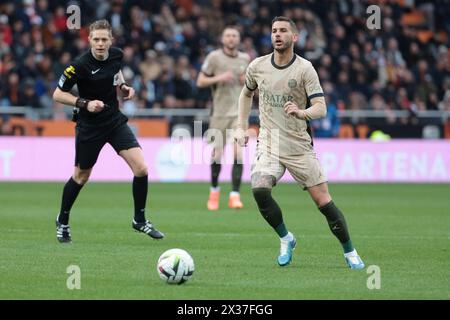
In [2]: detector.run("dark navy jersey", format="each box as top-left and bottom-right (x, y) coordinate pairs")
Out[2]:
(57, 47), (127, 129)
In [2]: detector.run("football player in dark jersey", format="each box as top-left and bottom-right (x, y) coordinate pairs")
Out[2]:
(53, 20), (164, 243)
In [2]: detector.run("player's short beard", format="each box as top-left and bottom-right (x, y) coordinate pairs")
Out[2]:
(273, 39), (292, 54)
(225, 43), (237, 51)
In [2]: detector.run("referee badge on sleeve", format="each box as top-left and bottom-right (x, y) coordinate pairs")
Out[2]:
(58, 75), (67, 87)
(113, 72), (120, 85)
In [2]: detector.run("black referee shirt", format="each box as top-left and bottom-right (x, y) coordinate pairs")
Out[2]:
(57, 47), (127, 129)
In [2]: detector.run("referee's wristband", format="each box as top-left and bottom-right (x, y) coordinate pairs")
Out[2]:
(119, 82), (130, 90)
(75, 98), (90, 109)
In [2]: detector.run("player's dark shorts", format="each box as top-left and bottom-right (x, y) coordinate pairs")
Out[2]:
(75, 122), (140, 169)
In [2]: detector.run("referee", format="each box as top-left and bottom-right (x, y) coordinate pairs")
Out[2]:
(53, 20), (164, 242)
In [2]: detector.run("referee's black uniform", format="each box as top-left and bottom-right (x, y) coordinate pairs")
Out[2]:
(57, 47), (140, 169)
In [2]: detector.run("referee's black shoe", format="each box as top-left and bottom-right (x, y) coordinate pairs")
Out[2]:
(132, 220), (165, 239)
(56, 220), (72, 243)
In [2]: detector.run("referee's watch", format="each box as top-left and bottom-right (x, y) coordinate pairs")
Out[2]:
(75, 98), (90, 109)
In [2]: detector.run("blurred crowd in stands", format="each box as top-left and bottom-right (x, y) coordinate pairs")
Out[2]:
(0, 0), (449, 127)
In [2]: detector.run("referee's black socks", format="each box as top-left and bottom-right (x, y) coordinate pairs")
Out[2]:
(58, 177), (83, 225)
(133, 175), (148, 223)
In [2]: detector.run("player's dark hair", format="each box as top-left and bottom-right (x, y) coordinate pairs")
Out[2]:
(271, 16), (298, 33)
(89, 19), (112, 37)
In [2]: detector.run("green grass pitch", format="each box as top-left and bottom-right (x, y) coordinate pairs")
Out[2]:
(0, 182), (449, 300)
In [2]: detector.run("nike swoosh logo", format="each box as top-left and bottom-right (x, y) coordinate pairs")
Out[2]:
(91, 68), (100, 74)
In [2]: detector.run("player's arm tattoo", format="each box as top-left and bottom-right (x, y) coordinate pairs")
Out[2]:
(251, 172), (276, 189)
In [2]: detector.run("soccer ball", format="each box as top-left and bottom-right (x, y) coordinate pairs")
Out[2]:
(157, 248), (195, 284)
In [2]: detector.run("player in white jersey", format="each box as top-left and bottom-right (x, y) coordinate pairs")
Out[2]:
(197, 27), (250, 211)
(235, 17), (364, 269)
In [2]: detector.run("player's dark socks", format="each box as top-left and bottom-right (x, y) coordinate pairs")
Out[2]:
(342, 240), (354, 253)
(319, 201), (354, 252)
(231, 161), (243, 192)
(275, 222), (288, 238)
(58, 177), (83, 225)
(211, 162), (221, 188)
(133, 175), (148, 223)
(252, 188), (285, 236)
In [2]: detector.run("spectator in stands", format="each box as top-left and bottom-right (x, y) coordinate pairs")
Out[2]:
(173, 55), (195, 108)
(139, 49), (162, 82)
(3, 72), (20, 106)
(154, 70), (175, 109)
(311, 98), (340, 138)
(18, 78), (40, 108)
(438, 90), (450, 112)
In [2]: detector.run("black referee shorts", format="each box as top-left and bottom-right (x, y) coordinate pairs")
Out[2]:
(75, 123), (141, 169)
